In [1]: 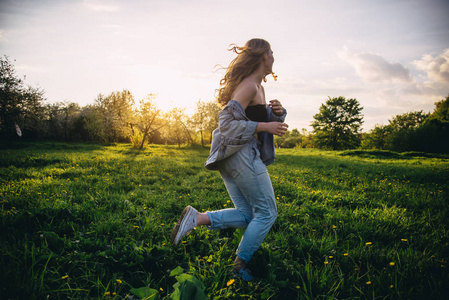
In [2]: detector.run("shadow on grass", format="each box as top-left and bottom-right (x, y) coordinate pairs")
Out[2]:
(340, 149), (449, 160)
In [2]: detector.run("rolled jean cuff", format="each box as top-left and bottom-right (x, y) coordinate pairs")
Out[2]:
(206, 211), (215, 230)
(206, 209), (249, 230)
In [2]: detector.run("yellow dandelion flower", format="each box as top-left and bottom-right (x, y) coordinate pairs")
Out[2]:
(332, 225), (337, 229)
(390, 285), (394, 289)
(113, 292), (116, 296)
(104, 291), (110, 295)
(116, 279), (122, 284)
(227, 279), (235, 286)
(366, 242), (372, 245)
(160, 288), (164, 292)
(344, 253), (349, 257)
(401, 239), (408, 242)
(366, 281), (372, 285)
(389, 262), (395, 267)
(296, 285), (300, 289)
(324, 261), (329, 265)
(61, 275), (69, 280)
(182, 241), (187, 244)
(329, 256), (333, 259)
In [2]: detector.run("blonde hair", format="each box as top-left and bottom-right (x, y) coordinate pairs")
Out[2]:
(216, 38), (271, 107)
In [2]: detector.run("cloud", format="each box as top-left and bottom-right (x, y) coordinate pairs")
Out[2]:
(82, 0), (119, 12)
(412, 48), (449, 85)
(339, 49), (412, 83)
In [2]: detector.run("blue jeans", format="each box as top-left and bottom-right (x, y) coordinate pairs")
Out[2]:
(207, 138), (278, 263)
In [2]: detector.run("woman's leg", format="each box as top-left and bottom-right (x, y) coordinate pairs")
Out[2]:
(232, 168), (277, 263)
(206, 173), (253, 230)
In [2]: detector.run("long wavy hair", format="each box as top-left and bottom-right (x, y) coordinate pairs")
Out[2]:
(215, 38), (271, 107)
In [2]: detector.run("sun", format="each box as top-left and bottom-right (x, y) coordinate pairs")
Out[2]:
(127, 64), (216, 114)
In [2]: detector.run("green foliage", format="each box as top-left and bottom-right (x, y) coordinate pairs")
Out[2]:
(312, 96), (364, 150)
(1, 142), (448, 299)
(130, 287), (159, 299)
(169, 267), (207, 300)
(363, 96), (449, 153)
(0, 56), (46, 139)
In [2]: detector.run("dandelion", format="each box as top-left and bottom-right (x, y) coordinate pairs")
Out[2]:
(366, 242), (372, 246)
(182, 241), (187, 244)
(401, 239), (408, 242)
(389, 262), (395, 267)
(227, 279), (235, 286)
(366, 281), (372, 285)
(160, 288), (164, 292)
(296, 285), (300, 289)
(104, 291), (110, 296)
(390, 285), (394, 289)
(344, 253), (349, 257)
(62, 275), (69, 279)
(329, 256), (333, 259)
(332, 225), (337, 229)
(324, 261), (329, 265)
(116, 279), (122, 284)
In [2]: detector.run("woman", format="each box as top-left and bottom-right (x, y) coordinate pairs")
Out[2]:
(171, 38), (288, 281)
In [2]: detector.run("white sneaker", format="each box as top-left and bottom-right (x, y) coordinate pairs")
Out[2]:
(171, 206), (197, 245)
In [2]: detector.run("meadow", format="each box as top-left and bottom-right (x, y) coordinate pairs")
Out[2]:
(1, 142), (448, 299)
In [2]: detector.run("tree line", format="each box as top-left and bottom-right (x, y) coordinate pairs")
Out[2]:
(0, 56), (220, 148)
(1, 56), (448, 153)
(275, 95), (449, 153)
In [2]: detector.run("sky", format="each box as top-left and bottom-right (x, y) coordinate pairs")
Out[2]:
(1, 0), (448, 132)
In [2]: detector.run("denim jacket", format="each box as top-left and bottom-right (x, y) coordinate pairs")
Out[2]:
(205, 100), (287, 170)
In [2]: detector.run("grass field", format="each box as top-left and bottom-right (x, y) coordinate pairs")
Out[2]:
(1, 142), (448, 299)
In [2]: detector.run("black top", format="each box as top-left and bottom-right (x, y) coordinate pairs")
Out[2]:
(245, 104), (268, 122)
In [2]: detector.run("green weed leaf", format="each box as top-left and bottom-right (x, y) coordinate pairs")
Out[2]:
(169, 266), (184, 277)
(130, 286), (159, 299)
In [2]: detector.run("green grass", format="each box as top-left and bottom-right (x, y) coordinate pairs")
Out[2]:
(1, 142), (448, 299)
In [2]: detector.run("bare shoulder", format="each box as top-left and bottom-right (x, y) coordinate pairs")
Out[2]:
(232, 78), (258, 108)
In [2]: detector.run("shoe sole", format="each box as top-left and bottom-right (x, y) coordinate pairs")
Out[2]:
(171, 206), (195, 246)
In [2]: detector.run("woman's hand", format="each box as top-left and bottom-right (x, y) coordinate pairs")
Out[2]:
(269, 99), (284, 116)
(257, 122), (289, 136)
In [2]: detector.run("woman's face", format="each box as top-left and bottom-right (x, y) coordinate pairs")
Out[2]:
(264, 49), (274, 74)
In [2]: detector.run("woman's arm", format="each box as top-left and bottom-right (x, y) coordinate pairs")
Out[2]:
(256, 122), (288, 136)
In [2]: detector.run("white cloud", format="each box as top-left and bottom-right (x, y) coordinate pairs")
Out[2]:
(339, 49), (412, 83)
(82, 0), (119, 12)
(412, 48), (449, 86)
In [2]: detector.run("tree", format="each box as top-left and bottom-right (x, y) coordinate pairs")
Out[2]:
(75, 105), (106, 142)
(410, 95), (449, 153)
(95, 90), (135, 142)
(165, 107), (193, 147)
(133, 94), (166, 149)
(192, 100), (221, 146)
(386, 111), (429, 152)
(361, 124), (390, 150)
(0, 56), (46, 139)
(388, 111), (428, 131)
(425, 95), (449, 123)
(311, 96), (364, 150)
